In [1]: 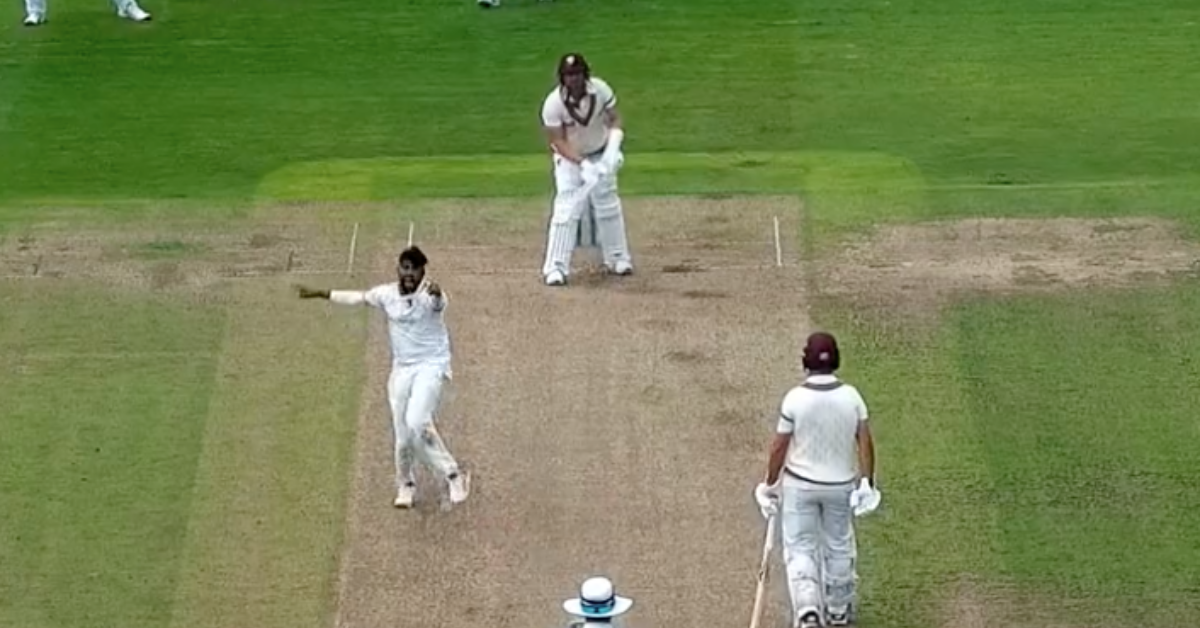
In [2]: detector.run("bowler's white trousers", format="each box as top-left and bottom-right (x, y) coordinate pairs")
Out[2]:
(780, 473), (859, 618)
(386, 359), (459, 489)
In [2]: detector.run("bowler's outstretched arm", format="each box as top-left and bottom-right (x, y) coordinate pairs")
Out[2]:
(296, 286), (369, 305)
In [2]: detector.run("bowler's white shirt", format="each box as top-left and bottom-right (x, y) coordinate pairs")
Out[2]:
(333, 283), (452, 369)
(776, 374), (869, 485)
(541, 77), (617, 157)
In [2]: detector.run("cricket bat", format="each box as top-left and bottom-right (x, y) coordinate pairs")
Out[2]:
(749, 513), (777, 628)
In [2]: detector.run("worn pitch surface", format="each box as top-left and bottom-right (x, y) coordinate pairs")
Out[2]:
(333, 197), (810, 628)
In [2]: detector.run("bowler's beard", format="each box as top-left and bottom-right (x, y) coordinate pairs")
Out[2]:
(400, 277), (418, 294)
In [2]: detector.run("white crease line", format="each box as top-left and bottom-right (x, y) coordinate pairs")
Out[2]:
(2, 263), (802, 281)
(13, 352), (216, 360)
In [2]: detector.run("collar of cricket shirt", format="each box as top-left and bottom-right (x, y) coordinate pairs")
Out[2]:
(561, 79), (598, 101)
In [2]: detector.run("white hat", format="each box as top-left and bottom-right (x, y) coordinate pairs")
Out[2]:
(562, 576), (634, 619)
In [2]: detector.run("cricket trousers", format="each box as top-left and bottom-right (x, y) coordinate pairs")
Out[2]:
(386, 360), (460, 489)
(780, 473), (859, 620)
(541, 149), (632, 279)
(25, 0), (139, 15)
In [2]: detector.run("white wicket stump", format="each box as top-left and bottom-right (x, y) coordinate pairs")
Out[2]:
(574, 202), (603, 269)
(577, 203), (599, 249)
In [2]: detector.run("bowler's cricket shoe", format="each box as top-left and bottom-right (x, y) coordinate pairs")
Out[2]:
(447, 471), (470, 504)
(393, 482), (416, 508)
(477, 0), (500, 7)
(23, 12), (44, 25)
(117, 3), (151, 21)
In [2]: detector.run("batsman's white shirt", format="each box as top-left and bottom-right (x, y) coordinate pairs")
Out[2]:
(541, 77), (617, 157)
(776, 374), (868, 485)
(333, 283), (452, 371)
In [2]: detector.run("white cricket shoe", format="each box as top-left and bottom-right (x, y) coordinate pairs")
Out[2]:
(827, 607), (851, 626)
(117, 3), (151, 21)
(477, 0), (500, 7)
(794, 609), (822, 628)
(447, 471), (470, 504)
(544, 270), (566, 286)
(609, 261), (633, 276)
(393, 483), (416, 508)
(23, 12), (44, 25)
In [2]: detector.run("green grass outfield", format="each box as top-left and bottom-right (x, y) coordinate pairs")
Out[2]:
(3, 0), (1200, 627)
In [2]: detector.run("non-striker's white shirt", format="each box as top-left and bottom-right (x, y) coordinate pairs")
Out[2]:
(776, 374), (869, 485)
(541, 77), (617, 157)
(361, 283), (452, 369)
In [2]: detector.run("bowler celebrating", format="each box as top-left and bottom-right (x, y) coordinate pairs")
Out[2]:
(297, 246), (470, 509)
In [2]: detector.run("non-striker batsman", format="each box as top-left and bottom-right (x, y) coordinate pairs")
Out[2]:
(539, 52), (633, 286)
(754, 332), (882, 628)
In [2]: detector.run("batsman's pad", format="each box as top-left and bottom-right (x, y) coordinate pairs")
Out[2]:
(589, 176), (631, 266)
(543, 185), (593, 277)
(823, 559), (856, 610)
(543, 219), (578, 277)
(783, 545), (824, 613)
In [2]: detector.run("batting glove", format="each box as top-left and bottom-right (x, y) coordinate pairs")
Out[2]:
(850, 478), (881, 517)
(591, 159), (613, 180)
(754, 481), (780, 519)
(581, 160), (604, 186)
(601, 150), (623, 175)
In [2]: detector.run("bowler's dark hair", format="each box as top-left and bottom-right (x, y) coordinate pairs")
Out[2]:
(398, 246), (428, 268)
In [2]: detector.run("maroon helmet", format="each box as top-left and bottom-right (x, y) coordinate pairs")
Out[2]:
(557, 52), (591, 83)
(802, 332), (840, 372)
(557, 52), (591, 101)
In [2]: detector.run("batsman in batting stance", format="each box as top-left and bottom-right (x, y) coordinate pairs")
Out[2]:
(754, 332), (881, 628)
(539, 52), (633, 286)
(296, 246), (470, 509)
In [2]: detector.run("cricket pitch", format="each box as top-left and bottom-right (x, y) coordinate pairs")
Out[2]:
(3, 197), (1198, 628)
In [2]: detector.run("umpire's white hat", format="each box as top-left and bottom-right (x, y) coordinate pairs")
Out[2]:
(562, 576), (634, 619)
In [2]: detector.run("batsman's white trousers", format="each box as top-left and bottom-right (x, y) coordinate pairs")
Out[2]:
(780, 474), (858, 617)
(541, 150), (632, 279)
(386, 361), (460, 489)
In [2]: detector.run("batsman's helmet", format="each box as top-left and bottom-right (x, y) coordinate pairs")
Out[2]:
(802, 331), (840, 372)
(557, 52), (591, 84)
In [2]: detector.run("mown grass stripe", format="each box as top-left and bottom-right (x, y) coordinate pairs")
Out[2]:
(166, 278), (365, 628)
